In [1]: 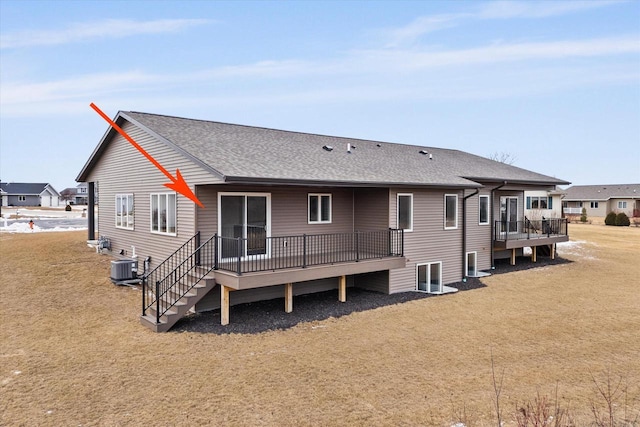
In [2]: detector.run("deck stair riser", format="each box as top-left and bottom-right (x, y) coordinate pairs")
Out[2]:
(140, 278), (216, 332)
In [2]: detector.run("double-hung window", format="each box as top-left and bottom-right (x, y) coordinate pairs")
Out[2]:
(445, 194), (458, 229)
(308, 194), (331, 224)
(115, 194), (134, 230)
(397, 193), (413, 232)
(479, 195), (490, 225)
(151, 193), (176, 235)
(618, 201), (627, 209)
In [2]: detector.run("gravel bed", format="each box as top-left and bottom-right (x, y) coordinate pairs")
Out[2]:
(171, 255), (571, 335)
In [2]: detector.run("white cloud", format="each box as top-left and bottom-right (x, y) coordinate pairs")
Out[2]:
(1, 35), (637, 117)
(0, 18), (211, 49)
(385, 1), (626, 47)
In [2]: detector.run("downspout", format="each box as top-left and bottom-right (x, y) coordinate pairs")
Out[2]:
(462, 188), (479, 281)
(490, 181), (508, 269)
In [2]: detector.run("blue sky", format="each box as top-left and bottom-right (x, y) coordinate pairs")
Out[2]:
(1, 0), (639, 193)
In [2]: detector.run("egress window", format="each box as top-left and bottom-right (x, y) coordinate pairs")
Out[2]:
(308, 194), (331, 224)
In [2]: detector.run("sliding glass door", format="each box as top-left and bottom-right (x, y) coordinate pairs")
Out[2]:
(219, 193), (270, 259)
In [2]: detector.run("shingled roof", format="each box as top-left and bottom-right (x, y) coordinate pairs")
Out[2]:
(563, 184), (640, 201)
(78, 111), (569, 188)
(0, 182), (59, 195)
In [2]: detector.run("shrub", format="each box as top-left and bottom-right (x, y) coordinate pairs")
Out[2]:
(580, 207), (588, 223)
(615, 212), (630, 226)
(605, 212), (617, 226)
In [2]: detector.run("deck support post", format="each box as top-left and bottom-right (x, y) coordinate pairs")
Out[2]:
(221, 285), (230, 326)
(510, 249), (516, 266)
(551, 244), (556, 260)
(531, 246), (537, 263)
(285, 283), (293, 313)
(338, 275), (346, 303)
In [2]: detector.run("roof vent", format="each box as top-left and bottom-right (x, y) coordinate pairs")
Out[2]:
(419, 150), (428, 155)
(429, 153), (433, 160)
(376, 143), (381, 147)
(323, 145), (333, 152)
(347, 143), (352, 154)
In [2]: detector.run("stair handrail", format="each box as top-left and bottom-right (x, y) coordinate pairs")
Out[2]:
(142, 232), (217, 323)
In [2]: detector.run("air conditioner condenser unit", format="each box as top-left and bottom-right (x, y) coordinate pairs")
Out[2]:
(110, 259), (137, 282)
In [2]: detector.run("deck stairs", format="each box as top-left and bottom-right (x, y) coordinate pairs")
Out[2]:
(140, 273), (216, 332)
(140, 232), (217, 332)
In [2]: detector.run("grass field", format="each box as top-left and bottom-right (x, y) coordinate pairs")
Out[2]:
(1, 225), (638, 426)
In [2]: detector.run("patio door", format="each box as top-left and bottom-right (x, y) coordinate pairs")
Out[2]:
(500, 196), (518, 233)
(219, 193), (270, 259)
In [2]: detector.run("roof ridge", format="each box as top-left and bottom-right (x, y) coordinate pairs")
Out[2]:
(124, 110), (456, 151)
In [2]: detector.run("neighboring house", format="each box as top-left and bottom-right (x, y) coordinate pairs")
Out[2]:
(0, 182), (61, 207)
(61, 183), (97, 205)
(76, 111), (570, 331)
(524, 188), (564, 220)
(562, 184), (640, 218)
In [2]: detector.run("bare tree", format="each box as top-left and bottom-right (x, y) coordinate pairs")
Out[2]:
(60, 188), (75, 203)
(489, 151), (517, 165)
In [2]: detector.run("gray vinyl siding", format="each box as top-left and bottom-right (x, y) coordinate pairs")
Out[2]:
(388, 188), (464, 293)
(354, 188), (389, 231)
(6, 195), (39, 206)
(84, 121), (221, 270)
(195, 185), (357, 240)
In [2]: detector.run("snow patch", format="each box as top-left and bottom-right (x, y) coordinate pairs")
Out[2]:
(0, 222), (86, 233)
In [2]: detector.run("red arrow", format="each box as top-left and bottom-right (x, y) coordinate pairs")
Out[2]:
(90, 103), (204, 208)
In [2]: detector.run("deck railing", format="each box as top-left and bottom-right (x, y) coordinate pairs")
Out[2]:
(217, 228), (404, 274)
(494, 218), (568, 242)
(142, 232), (217, 323)
(142, 229), (404, 323)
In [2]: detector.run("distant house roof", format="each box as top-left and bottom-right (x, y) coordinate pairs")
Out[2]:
(0, 182), (60, 196)
(563, 184), (640, 201)
(77, 111), (570, 188)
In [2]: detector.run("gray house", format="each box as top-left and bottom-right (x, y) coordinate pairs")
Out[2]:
(0, 182), (61, 207)
(562, 184), (640, 219)
(77, 111), (570, 331)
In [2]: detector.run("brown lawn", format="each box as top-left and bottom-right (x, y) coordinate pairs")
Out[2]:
(1, 225), (638, 426)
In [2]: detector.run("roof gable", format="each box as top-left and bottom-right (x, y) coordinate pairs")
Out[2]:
(0, 182), (57, 195)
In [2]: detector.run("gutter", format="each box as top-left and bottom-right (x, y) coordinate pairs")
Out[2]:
(490, 181), (508, 269)
(462, 188), (480, 280)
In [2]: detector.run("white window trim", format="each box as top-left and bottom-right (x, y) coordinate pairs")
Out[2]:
(479, 195), (490, 225)
(150, 192), (177, 236)
(308, 193), (332, 224)
(444, 194), (458, 230)
(416, 261), (443, 294)
(397, 193), (413, 232)
(618, 201), (627, 209)
(115, 194), (134, 230)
